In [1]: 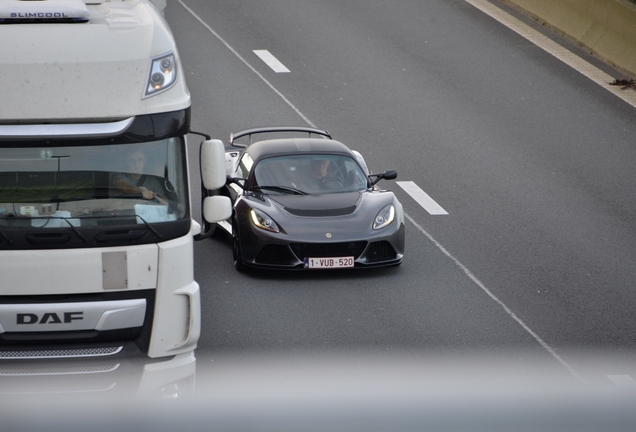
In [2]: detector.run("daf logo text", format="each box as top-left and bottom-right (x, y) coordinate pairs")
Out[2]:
(17, 312), (84, 325)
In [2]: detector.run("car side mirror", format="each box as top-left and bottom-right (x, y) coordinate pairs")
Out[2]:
(382, 169), (398, 180)
(369, 169), (397, 186)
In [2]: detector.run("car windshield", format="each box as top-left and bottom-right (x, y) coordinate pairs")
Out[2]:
(252, 154), (368, 194)
(0, 138), (188, 228)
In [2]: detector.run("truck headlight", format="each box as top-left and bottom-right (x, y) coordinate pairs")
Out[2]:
(372, 204), (395, 230)
(144, 53), (177, 98)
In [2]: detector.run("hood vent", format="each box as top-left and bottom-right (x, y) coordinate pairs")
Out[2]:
(284, 205), (356, 217)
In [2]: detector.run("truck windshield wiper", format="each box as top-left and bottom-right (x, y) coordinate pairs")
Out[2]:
(31, 215), (88, 243)
(0, 230), (13, 245)
(251, 185), (307, 195)
(63, 218), (87, 243)
(135, 215), (164, 240)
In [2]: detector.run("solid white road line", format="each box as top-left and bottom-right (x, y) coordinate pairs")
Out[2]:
(608, 375), (636, 390)
(397, 181), (448, 215)
(253, 50), (291, 73)
(404, 211), (585, 383)
(464, 0), (636, 108)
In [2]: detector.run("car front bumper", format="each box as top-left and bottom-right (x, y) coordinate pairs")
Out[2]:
(236, 216), (405, 270)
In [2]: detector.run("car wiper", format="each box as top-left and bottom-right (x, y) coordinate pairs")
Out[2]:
(251, 185), (307, 195)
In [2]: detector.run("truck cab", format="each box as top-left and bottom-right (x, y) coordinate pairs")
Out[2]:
(0, 0), (229, 360)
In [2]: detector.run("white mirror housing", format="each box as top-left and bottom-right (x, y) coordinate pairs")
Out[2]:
(200, 139), (227, 190)
(203, 195), (232, 224)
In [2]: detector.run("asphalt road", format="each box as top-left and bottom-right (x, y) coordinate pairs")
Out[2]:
(166, 0), (636, 385)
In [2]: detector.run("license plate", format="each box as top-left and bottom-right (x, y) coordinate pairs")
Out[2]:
(304, 256), (354, 269)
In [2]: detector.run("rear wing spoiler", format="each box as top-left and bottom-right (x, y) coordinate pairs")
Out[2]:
(229, 126), (332, 147)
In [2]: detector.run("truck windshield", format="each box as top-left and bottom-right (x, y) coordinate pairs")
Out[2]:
(0, 138), (188, 228)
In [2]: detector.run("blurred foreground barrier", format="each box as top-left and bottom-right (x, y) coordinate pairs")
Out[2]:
(505, 0), (636, 77)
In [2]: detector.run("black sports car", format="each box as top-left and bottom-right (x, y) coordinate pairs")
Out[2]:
(213, 126), (404, 271)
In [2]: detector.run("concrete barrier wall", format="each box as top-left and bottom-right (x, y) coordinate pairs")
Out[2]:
(503, 0), (636, 78)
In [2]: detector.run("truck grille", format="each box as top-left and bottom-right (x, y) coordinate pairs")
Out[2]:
(0, 346), (123, 359)
(0, 364), (119, 375)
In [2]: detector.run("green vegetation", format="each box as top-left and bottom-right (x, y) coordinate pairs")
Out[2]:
(0, 180), (94, 203)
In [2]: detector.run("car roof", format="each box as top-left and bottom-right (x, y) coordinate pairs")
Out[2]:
(244, 138), (356, 162)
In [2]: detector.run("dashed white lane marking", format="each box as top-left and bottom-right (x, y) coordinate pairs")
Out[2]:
(608, 375), (636, 390)
(464, 0), (636, 108)
(253, 50), (291, 73)
(177, 0), (316, 127)
(397, 181), (448, 215)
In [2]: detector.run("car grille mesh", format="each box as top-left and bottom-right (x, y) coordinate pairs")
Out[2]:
(291, 241), (367, 259)
(366, 241), (397, 262)
(284, 206), (357, 217)
(255, 244), (297, 265)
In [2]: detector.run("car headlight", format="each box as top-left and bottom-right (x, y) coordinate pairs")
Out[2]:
(143, 53), (177, 98)
(250, 209), (280, 233)
(372, 204), (395, 230)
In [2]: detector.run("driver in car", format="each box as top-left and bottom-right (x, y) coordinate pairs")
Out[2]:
(113, 147), (167, 203)
(311, 158), (330, 180)
(304, 158), (345, 191)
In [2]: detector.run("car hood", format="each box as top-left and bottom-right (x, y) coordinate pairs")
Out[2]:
(240, 189), (401, 242)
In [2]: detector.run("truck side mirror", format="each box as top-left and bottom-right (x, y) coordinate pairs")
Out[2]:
(197, 138), (233, 240)
(200, 139), (227, 190)
(203, 195), (232, 223)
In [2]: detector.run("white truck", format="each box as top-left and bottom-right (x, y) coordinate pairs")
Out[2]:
(0, 0), (230, 360)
